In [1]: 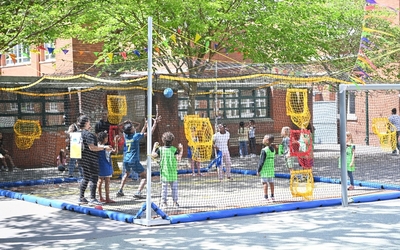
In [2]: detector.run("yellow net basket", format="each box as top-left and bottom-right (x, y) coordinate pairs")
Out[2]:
(107, 95), (127, 125)
(290, 169), (314, 200)
(286, 89), (310, 129)
(372, 117), (397, 151)
(13, 119), (42, 150)
(184, 115), (213, 162)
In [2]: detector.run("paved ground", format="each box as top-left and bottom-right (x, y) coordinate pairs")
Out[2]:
(1, 196), (400, 250)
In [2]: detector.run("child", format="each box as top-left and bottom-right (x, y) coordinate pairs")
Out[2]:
(257, 134), (276, 202)
(0, 132), (16, 172)
(248, 120), (256, 157)
(97, 131), (118, 203)
(57, 149), (68, 172)
(297, 129), (314, 169)
(280, 127), (294, 173)
(339, 132), (356, 191)
(238, 121), (249, 158)
(152, 132), (183, 208)
(116, 116), (160, 198)
(188, 147), (202, 176)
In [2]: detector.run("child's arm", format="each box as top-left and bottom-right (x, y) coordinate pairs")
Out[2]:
(151, 142), (160, 158)
(257, 150), (266, 175)
(177, 143), (183, 162)
(112, 135), (120, 153)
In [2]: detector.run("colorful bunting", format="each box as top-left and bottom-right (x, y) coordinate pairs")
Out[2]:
(363, 27), (394, 37)
(133, 50), (141, 57)
(47, 47), (55, 54)
(62, 49), (69, 54)
(170, 34), (177, 44)
(9, 54), (16, 64)
(120, 51), (127, 60)
(107, 53), (113, 61)
(366, 0), (377, 4)
(37, 45), (46, 50)
(155, 46), (160, 53)
(79, 51), (84, 55)
(194, 33), (201, 43)
(93, 52), (99, 57)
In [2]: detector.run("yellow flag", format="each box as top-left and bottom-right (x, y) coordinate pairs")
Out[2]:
(195, 33), (201, 43)
(107, 53), (113, 61)
(170, 34), (177, 44)
(362, 27), (394, 37)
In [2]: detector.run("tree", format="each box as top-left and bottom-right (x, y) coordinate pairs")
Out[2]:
(0, 0), (108, 52)
(71, 0), (376, 114)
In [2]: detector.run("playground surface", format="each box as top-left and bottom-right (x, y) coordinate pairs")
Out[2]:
(1, 196), (400, 250)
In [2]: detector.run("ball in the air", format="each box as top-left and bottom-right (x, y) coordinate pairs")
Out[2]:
(164, 88), (173, 98)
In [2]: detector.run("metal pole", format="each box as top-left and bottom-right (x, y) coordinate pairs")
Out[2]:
(339, 84), (348, 206)
(365, 91), (369, 145)
(145, 16), (153, 225)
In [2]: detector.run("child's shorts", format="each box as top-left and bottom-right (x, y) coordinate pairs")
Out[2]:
(123, 161), (145, 174)
(261, 177), (274, 183)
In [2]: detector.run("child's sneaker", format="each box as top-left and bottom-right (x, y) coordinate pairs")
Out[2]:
(116, 190), (124, 197)
(270, 196), (275, 202)
(89, 199), (103, 206)
(78, 197), (89, 204)
(160, 202), (167, 208)
(134, 191), (144, 198)
(173, 202), (179, 207)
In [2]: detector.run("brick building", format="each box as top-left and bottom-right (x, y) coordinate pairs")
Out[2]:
(0, 0), (398, 168)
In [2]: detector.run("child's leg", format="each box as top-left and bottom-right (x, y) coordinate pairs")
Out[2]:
(190, 159), (195, 175)
(347, 171), (354, 186)
(5, 155), (15, 169)
(269, 182), (275, 197)
(263, 182), (268, 198)
(105, 177), (113, 202)
(171, 181), (178, 202)
(196, 161), (202, 175)
(137, 171), (147, 192)
(119, 171), (130, 191)
(161, 181), (168, 203)
(97, 178), (104, 201)
(224, 153), (232, 178)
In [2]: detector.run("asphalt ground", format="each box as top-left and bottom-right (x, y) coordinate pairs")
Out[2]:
(1, 196), (400, 250)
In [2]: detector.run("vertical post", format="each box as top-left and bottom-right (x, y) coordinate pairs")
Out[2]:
(339, 84), (348, 206)
(145, 16), (153, 225)
(365, 91), (369, 145)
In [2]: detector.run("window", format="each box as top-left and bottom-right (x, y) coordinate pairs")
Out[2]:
(47, 102), (58, 112)
(21, 103), (34, 113)
(178, 87), (271, 120)
(9, 103), (18, 111)
(6, 44), (30, 65)
(347, 92), (356, 120)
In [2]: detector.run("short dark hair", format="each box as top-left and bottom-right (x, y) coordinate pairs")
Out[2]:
(97, 131), (108, 143)
(78, 115), (89, 128)
(392, 108), (397, 114)
(123, 122), (134, 134)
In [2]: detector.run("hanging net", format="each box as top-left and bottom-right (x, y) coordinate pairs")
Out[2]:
(13, 119), (42, 150)
(372, 117), (397, 151)
(183, 115), (214, 162)
(286, 89), (310, 129)
(290, 169), (314, 200)
(107, 95), (127, 125)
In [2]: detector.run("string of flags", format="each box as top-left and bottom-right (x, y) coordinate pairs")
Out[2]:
(350, 0), (399, 84)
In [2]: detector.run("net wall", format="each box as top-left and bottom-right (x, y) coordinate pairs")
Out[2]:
(1, 75), (399, 221)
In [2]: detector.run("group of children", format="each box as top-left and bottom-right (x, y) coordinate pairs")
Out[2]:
(57, 113), (356, 207)
(257, 126), (356, 202)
